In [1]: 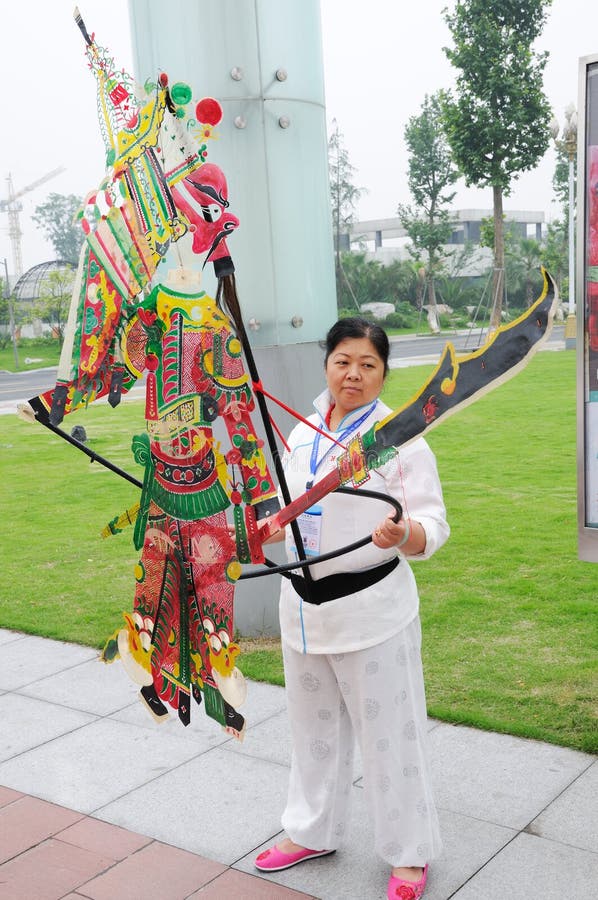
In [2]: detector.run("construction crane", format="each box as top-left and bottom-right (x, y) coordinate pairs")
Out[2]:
(1, 167), (66, 280)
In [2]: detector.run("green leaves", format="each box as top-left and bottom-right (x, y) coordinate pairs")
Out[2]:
(32, 193), (85, 265)
(442, 0), (553, 325)
(328, 122), (364, 232)
(403, 92), (459, 212)
(398, 92), (459, 287)
(442, 0), (552, 190)
(27, 266), (76, 345)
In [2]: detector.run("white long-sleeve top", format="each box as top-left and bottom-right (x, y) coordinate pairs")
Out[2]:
(279, 389), (450, 653)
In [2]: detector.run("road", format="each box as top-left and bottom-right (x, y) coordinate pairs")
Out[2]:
(0, 367), (58, 406)
(0, 324), (566, 412)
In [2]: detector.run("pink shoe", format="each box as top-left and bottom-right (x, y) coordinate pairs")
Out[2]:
(387, 863), (428, 899)
(255, 844), (335, 872)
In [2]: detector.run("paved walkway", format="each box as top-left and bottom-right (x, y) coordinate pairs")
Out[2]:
(0, 629), (596, 899)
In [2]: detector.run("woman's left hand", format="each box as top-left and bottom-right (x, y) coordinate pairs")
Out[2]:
(372, 513), (406, 549)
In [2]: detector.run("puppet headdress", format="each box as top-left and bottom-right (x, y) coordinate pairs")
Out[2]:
(41, 10), (227, 425)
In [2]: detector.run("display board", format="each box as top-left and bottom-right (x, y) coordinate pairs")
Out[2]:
(577, 54), (598, 559)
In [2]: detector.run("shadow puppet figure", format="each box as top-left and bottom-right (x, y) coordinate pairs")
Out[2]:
(28, 21), (278, 740)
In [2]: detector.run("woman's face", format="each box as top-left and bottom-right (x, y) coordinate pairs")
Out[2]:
(325, 336), (386, 418)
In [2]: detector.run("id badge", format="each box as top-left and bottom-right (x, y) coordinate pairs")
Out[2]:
(295, 504), (323, 557)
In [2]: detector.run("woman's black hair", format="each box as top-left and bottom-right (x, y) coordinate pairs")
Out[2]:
(323, 317), (390, 376)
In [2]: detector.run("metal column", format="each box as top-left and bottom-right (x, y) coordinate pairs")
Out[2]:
(127, 0), (337, 633)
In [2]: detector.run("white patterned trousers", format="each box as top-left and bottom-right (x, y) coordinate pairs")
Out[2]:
(280, 616), (442, 867)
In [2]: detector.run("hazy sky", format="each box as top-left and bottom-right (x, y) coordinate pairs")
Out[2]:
(1, 0), (597, 275)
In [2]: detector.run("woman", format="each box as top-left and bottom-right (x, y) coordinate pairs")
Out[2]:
(255, 318), (449, 900)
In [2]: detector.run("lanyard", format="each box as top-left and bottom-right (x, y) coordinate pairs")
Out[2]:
(306, 401), (377, 489)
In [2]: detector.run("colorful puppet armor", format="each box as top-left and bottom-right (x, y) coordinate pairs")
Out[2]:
(29, 20), (279, 739)
(102, 285), (277, 735)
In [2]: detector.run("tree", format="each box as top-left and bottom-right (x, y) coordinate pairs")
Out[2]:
(27, 266), (75, 344)
(0, 279), (10, 349)
(334, 253), (423, 317)
(443, 0), (553, 328)
(541, 220), (568, 299)
(435, 241), (483, 311)
(398, 91), (460, 331)
(549, 120), (577, 305)
(552, 148), (570, 219)
(511, 236), (543, 308)
(32, 193), (84, 263)
(335, 253), (395, 310)
(550, 107), (577, 231)
(480, 217), (543, 311)
(328, 121), (365, 309)
(405, 259), (428, 311)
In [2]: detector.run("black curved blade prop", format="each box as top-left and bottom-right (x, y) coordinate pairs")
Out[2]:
(365, 266), (556, 460)
(258, 267), (556, 543)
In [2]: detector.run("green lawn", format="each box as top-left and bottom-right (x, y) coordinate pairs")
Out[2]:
(1, 350), (597, 752)
(0, 338), (61, 372)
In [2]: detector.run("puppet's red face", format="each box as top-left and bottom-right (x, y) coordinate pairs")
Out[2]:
(171, 163), (239, 262)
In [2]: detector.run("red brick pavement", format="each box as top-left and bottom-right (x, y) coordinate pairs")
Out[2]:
(0, 785), (315, 900)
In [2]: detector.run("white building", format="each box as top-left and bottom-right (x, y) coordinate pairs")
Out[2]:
(339, 208), (545, 275)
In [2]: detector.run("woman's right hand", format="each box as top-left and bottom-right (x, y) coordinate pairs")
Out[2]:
(259, 517), (286, 545)
(373, 514), (426, 555)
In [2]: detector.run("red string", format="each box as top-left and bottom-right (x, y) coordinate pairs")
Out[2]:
(253, 381), (347, 450)
(396, 450), (410, 526)
(268, 414), (291, 452)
